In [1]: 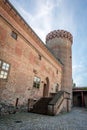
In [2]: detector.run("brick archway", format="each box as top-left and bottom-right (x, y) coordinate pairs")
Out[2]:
(43, 77), (49, 97)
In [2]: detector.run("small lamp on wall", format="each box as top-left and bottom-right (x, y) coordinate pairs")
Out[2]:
(41, 81), (44, 83)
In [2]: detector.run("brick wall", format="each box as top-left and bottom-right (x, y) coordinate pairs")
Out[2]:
(0, 3), (62, 112)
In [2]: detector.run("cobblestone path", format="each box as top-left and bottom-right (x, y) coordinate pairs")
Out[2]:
(0, 107), (87, 130)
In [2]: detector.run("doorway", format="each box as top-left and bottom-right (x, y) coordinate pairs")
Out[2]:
(77, 96), (82, 107)
(43, 77), (49, 97)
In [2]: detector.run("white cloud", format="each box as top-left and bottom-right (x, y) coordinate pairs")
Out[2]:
(10, 0), (73, 42)
(34, 0), (76, 41)
(72, 63), (87, 86)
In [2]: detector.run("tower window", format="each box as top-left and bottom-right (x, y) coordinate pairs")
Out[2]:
(11, 31), (18, 40)
(70, 56), (72, 59)
(33, 76), (41, 88)
(0, 60), (10, 80)
(38, 54), (42, 60)
(56, 69), (58, 74)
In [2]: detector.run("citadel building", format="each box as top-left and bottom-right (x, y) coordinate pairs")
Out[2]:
(0, 0), (73, 115)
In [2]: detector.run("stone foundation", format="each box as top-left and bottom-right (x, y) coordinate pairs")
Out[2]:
(0, 103), (29, 116)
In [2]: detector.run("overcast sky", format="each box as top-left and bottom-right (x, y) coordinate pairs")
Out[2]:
(9, 0), (87, 87)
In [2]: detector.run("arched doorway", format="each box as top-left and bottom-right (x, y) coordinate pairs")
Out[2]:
(43, 77), (49, 97)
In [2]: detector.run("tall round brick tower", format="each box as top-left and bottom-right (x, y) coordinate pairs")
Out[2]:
(46, 30), (73, 98)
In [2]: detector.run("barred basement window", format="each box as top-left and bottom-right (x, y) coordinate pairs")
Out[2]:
(0, 60), (10, 80)
(11, 31), (18, 40)
(33, 76), (40, 88)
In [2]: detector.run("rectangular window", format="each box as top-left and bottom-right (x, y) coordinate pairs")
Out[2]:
(0, 60), (10, 80)
(33, 76), (40, 88)
(11, 31), (18, 40)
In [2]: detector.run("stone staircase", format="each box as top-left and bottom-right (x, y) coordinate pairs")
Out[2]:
(29, 91), (70, 115)
(48, 91), (64, 115)
(30, 97), (52, 115)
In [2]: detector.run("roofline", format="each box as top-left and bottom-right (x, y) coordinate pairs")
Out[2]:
(73, 87), (87, 92)
(4, 0), (44, 45)
(73, 87), (87, 89)
(3, 0), (63, 67)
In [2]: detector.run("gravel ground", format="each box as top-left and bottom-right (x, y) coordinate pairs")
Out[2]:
(0, 107), (87, 130)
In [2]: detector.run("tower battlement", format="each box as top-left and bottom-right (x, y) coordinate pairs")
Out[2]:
(46, 30), (73, 43)
(46, 29), (73, 101)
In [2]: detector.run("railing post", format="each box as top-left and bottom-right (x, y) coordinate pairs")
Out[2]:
(15, 98), (19, 109)
(27, 99), (31, 112)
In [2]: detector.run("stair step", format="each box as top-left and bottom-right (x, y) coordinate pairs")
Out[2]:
(31, 97), (52, 114)
(29, 91), (64, 115)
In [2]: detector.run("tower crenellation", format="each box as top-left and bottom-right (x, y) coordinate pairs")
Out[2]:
(46, 30), (73, 43)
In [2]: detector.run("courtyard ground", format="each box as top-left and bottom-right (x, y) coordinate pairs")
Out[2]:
(0, 107), (87, 130)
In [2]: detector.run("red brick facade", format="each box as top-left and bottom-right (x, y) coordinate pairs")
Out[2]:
(0, 0), (62, 107)
(0, 0), (73, 114)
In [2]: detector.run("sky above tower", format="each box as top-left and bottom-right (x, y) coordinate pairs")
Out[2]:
(9, 0), (87, 87)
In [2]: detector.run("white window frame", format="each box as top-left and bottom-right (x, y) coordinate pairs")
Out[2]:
(0, 59), (10, 80)
(33, 76), (41, 88)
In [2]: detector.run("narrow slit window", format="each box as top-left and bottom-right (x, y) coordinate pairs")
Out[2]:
(38, 54), (42, 60)
(56, 70), (58, 74)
